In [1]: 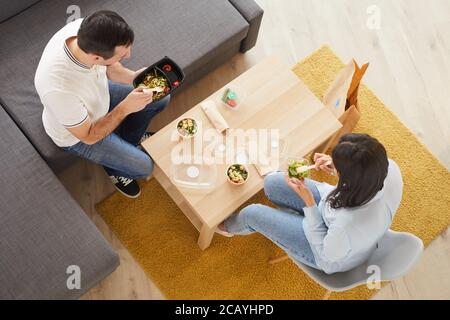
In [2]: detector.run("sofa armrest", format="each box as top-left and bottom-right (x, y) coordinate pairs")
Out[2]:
(228, 0), (264, 52)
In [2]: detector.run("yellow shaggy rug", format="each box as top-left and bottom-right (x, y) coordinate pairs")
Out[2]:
(97, 46), (450, 300)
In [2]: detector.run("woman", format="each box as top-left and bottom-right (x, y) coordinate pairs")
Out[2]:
(219, 133), (403, 274)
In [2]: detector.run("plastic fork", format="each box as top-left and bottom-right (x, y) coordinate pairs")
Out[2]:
(143, 87), (165, 94)
(296, 164), (316, 174)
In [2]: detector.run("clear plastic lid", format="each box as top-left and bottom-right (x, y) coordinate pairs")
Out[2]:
(170, 160), (217, 190)
(267, 137), (289, 161)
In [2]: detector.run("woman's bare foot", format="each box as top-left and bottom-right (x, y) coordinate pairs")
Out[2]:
(216, 221), (234, 237)
(218, 222), (226, 231)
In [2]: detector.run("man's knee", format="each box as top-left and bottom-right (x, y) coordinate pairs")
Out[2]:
(133, 154), (154, 179)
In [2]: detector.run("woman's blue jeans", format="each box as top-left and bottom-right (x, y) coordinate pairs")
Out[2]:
(62, 81), (170, 179)
(224, 172), (322, 269)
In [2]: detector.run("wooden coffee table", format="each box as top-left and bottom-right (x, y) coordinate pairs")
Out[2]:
(142, 56), (342, 250)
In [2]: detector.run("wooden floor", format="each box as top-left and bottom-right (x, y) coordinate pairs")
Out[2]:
(59, 0), (450, 299)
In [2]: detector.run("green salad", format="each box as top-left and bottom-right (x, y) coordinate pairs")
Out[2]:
(288, 159), (310, 179)
(177, 118), (198, 137)
(227, 164), (248, 184)
(138, 70), (169, 100)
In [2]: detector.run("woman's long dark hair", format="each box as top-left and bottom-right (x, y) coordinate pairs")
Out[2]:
(326, 133), (389, 209)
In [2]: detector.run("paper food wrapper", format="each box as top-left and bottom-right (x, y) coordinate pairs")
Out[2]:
(200, 100), (229, 133)
(253, 146), (281, 177)
(323, 60), (355, 118)
(312, 59), (368, 156)
(254, 162), (277, 177)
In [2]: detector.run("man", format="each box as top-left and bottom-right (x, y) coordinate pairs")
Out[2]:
(35, 10), (170, 198)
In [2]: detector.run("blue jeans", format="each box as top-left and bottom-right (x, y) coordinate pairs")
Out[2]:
(224, 172), (322, 269)
(62, 81), (171, 179)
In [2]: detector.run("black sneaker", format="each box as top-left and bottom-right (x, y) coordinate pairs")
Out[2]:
(109, 175), (141, 199)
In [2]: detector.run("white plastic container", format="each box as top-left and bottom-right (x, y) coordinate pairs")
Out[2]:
(226, 164), (250, 186)
(220, 84), (247, 110)
(269, 137), (289, 164)
(170, 160), (217, 190)
(286, 157), (312, 179)
(176, 117), (199, 139)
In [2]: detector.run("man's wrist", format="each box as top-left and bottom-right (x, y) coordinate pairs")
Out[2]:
(116, 101), (131, 117)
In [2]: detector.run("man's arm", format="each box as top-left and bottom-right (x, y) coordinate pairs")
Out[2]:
(107, 62), (145, 85)
(67, 87), (153, 145)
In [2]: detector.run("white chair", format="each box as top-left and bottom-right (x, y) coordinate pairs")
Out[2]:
(269, 230), (424, 299)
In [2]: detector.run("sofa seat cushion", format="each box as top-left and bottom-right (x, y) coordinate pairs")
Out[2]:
(0, 0), (249, 173)
(0, 106), (119, 300)
(0, 0), (41, 23)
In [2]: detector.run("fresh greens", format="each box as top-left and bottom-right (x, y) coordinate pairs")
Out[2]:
(177, 118), (198, 137)
(227, 164), (248, 184)
(139, 70), (169, 100)
(288, 159), (310, 179)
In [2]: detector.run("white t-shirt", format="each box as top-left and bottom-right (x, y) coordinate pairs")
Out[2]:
(35, 19), (110, 147)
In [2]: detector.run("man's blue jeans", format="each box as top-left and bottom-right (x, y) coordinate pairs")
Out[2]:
(224, 172), (322, 269)
(62, 81), (170, 179)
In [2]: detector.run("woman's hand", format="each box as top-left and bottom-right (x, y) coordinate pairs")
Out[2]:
(284, 176), (316, 207)
(313, 153), (336, 176)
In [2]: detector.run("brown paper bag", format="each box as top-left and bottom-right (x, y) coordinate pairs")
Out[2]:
(311, 60), (369, 157)
(323, 60), (355, 118)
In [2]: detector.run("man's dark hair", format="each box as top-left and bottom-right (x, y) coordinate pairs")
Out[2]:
(326, 133), (389, 209)
(77, 10), (134, 59)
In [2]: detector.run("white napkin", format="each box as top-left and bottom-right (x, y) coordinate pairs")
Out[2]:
(200, 100), (229, 133)
(255, 162), (276, 177)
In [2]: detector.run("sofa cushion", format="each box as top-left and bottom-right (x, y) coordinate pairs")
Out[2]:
(0, 0), (249, 173)
(0, 0), (41, 23)
(0, 106), (119, 299)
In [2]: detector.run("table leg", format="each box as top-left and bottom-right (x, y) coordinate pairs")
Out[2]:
(153, 165), (215, 250)
(198, 224), (215, 250)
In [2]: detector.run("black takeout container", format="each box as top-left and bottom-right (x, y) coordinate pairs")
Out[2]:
(133, 56), (185, 101)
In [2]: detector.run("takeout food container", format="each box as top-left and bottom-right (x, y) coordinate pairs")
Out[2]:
(170, 159), (217, 190)
(287, 157), (311, 179)
(133, 56), (185, 102)
(220, 84), (246, 110)
(226, 163), (250, 186)
(176, 117), (198, 139)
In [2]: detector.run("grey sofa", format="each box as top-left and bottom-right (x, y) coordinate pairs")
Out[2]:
(0, 105), (120, 299)
(0, 0), (263, 174)
(0, 0), (262, 299)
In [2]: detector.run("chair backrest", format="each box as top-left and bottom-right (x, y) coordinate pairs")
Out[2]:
(294, 230), (424, 292)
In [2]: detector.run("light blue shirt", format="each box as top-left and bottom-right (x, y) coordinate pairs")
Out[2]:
(303, 159), (403, 274)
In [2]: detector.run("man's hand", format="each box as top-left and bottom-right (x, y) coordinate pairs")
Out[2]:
(285, 175), (316, 207)
(120, 87), (153, 115)
(313, 153), (336, 176)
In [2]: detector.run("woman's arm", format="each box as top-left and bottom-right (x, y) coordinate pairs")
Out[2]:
(302, 205), (351, 274)
(314, 153), (337, 175)
(285, 176), (351, 274)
